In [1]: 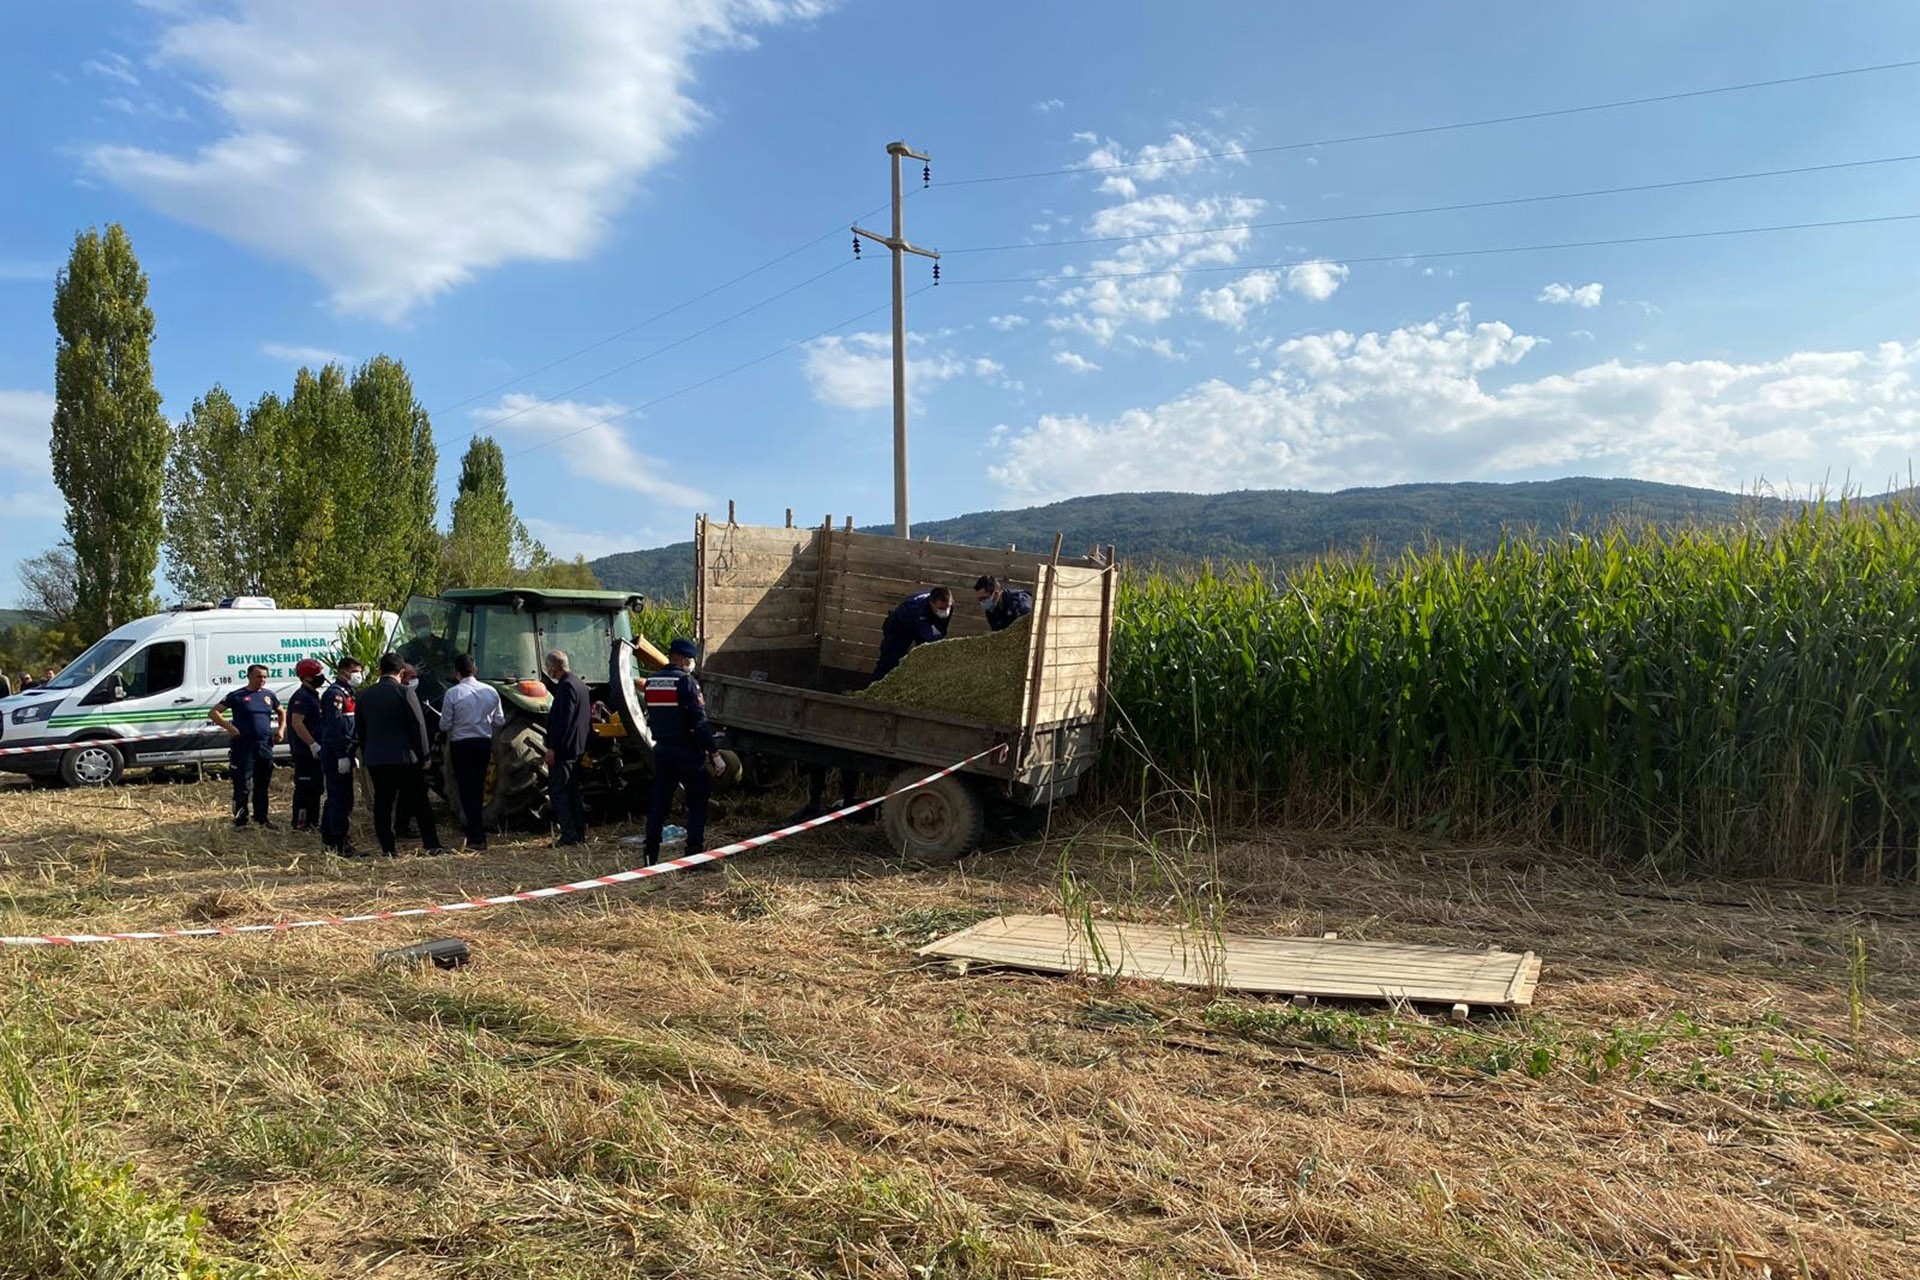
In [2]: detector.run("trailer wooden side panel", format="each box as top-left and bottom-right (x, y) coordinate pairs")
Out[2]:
(695, 517), (821, 683)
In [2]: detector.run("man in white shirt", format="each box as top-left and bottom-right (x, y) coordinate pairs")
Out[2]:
(438, 651), (506, 850)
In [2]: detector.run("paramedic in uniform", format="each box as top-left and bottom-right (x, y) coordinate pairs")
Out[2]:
(872, 587), (953, 681)
(286, 657), (327, 832)
(208, 663), (284, 828)
(319, 658), (365, 856)
(642, 639), (727, 866)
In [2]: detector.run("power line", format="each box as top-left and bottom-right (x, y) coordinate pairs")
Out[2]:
(450, 258), (854, 445)
(941, 153), (1920, 255)
(945, 211), (1920, 287)
(936, 58), (1920, 188)
(501, 286), (937, 462)
(431, 201), (889, 418)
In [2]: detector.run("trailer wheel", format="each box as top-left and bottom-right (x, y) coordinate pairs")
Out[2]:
(60, 740), (124, 788)
(881, 767), (986, 861)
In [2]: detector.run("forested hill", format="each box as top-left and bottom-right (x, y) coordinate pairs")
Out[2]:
(590, 477), (1782, 601)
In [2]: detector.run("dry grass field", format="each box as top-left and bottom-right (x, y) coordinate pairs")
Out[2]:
(1, 771), (1917, 1278)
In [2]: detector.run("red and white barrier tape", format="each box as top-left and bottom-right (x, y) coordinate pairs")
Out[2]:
(0, 728), (219, 758)
(0, 743), (1010, 947)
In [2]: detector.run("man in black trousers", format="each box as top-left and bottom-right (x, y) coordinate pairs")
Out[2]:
(354, 651), (444, 857)
(542, 648), (592, 846)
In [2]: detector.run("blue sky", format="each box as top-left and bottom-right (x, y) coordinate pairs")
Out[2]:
(5, 2), (1920, 604)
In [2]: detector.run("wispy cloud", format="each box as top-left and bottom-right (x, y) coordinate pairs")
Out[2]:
(1052, 351), (1101, 374)
(81, 52), (139, 86)
(259, 341), (350, 366)
(801, 331), (978, 410)
(472, 394), (708, 508)
(1033, 98), (1065, 113)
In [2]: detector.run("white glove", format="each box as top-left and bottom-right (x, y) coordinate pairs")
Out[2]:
(336, 756), (353, 775)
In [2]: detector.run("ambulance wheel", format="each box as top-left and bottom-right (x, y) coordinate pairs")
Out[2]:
(484, 715), (548, 828)
(880, 767), (985, 862)
(60, 740), (124, 788)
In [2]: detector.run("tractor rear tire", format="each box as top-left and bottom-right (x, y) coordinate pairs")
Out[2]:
(484, 714), (548, 829)
(880, 767), (986, 862)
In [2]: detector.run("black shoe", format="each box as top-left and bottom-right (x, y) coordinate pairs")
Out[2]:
(464, 840), (488, 852)
(845, 807), (876, 826)
(642, 848), (660, 867)
(782, 805), (823, 826)
(332, 845), (373, 859)
(255, 819), (278, 830)
(420, 846), (449, 857)
(379, 848), (398, 859)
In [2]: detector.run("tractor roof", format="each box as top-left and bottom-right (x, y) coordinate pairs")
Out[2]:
(436, 588), (643, 611)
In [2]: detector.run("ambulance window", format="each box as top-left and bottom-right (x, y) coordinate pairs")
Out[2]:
(115, 641), (188, 699)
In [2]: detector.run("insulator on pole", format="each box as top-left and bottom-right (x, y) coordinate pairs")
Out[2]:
(852, 232), (861, 259)
(932, 261), (940, 286)
(922, 162), (931, 188)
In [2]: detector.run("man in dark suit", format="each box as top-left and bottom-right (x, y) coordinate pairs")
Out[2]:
(542, 648), (592, 846)
(353, 651), (444, 857)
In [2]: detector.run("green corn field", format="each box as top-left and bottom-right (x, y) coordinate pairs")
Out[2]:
(1106, 502), (1920, 882)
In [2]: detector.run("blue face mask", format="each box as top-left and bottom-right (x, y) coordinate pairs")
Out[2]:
(979, 598), (993, 610)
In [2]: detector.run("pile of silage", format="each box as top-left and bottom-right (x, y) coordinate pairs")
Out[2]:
(854, 616), (1033, 724)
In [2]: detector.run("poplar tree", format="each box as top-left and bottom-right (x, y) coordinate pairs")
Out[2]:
(51, 224), (167, 636)
(441, 437), (521, 587)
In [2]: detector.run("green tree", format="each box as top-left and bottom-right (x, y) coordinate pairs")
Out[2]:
(441, 437), (521, 587)
(162, 386), (255, 602)
(349, 356), (438, 602)
(51, 224), (167, 637)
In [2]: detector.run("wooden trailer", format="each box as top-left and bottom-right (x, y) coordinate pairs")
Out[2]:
(692, 514), (1118, 858)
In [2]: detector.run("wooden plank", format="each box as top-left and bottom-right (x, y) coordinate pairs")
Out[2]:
(706, 599), (817, 627)
(1042, 642), (1104, 666)
(918, 915), (1540, 1007)
(839, 528), (1103, 572)
(1036, 687), (1098, 722)
(703, 634), (819, 653)
(707, 617), (816, 641)
(1042, 615), (1105, 646)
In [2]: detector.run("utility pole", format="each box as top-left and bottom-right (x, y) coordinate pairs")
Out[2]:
(853, 141), (939, 539)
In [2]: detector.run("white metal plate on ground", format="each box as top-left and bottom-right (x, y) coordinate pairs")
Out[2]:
(918, 914), (1541, 1008)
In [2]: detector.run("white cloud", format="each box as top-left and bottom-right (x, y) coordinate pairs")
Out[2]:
(82, 52), (140, 86)
(1286, 259), (1348, 302)
(1571, 329), (1595, 341)
(1033, 98), (1065, 113)
(1123, 335), (1184, 361)
(1538, 281), (1604, 308)
(1196, 269), (1281, 329)
(1052, 351), (1101, 375)
(88, 1), (826, 320)
(801, 331), (975, 410)
(987, 314), (1029, 331)
(471, 394), (708, 508)
(989, 308), (1920, 502)
(259, 341), (350, 366)
(1074, 129), (1243, 200)
(0, 391), (55, 475)
(1050, 189), (1265, 344)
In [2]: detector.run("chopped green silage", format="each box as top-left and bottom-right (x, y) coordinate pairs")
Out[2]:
(855, 616), (1032, 725)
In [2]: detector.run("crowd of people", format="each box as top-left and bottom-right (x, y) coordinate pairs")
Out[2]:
(190, 573), (1033, 858)
(0, 667), (61, 697)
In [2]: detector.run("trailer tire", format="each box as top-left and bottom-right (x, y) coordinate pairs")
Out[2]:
(60, 739), (124, 788)
(484, 714), (548, 828)
(881, 767), (986, 861)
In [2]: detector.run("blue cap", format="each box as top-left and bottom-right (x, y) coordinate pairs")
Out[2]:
(668, 638), (698, 659)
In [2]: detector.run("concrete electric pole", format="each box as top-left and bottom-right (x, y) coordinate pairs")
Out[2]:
(853, 141), (939, 539)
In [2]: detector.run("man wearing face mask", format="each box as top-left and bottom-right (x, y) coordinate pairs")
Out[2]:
(318, 658), (366, 856)
(973, 576), (1034, 632)
(286, 657), (328, 833)
(873, 586), (953, 682)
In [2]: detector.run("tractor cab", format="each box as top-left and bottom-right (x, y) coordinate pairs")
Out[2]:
(396, 588), (656, 825)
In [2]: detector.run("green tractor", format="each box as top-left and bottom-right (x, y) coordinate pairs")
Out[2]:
(395, 588), (660, 827)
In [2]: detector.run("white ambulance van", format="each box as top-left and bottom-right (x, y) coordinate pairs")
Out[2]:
(0, 599), (397, 787)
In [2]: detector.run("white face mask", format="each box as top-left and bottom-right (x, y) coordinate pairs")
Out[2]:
(932, 607), (950, 620)
(345, 671), (364, 688)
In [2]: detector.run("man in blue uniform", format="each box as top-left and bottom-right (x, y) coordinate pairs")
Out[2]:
(873, 586), (953, 681)
(286, 657), (327, 832)
(973, 575), (1035, 632)
(642, 639), (728, 866)
(318, 658), (365, 856)
(209, 663), (285, 828)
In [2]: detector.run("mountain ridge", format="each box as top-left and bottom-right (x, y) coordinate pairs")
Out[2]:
(589, 477), (1814, 601)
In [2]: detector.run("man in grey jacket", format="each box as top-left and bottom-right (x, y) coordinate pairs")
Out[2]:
(354, 651), (444, 857)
